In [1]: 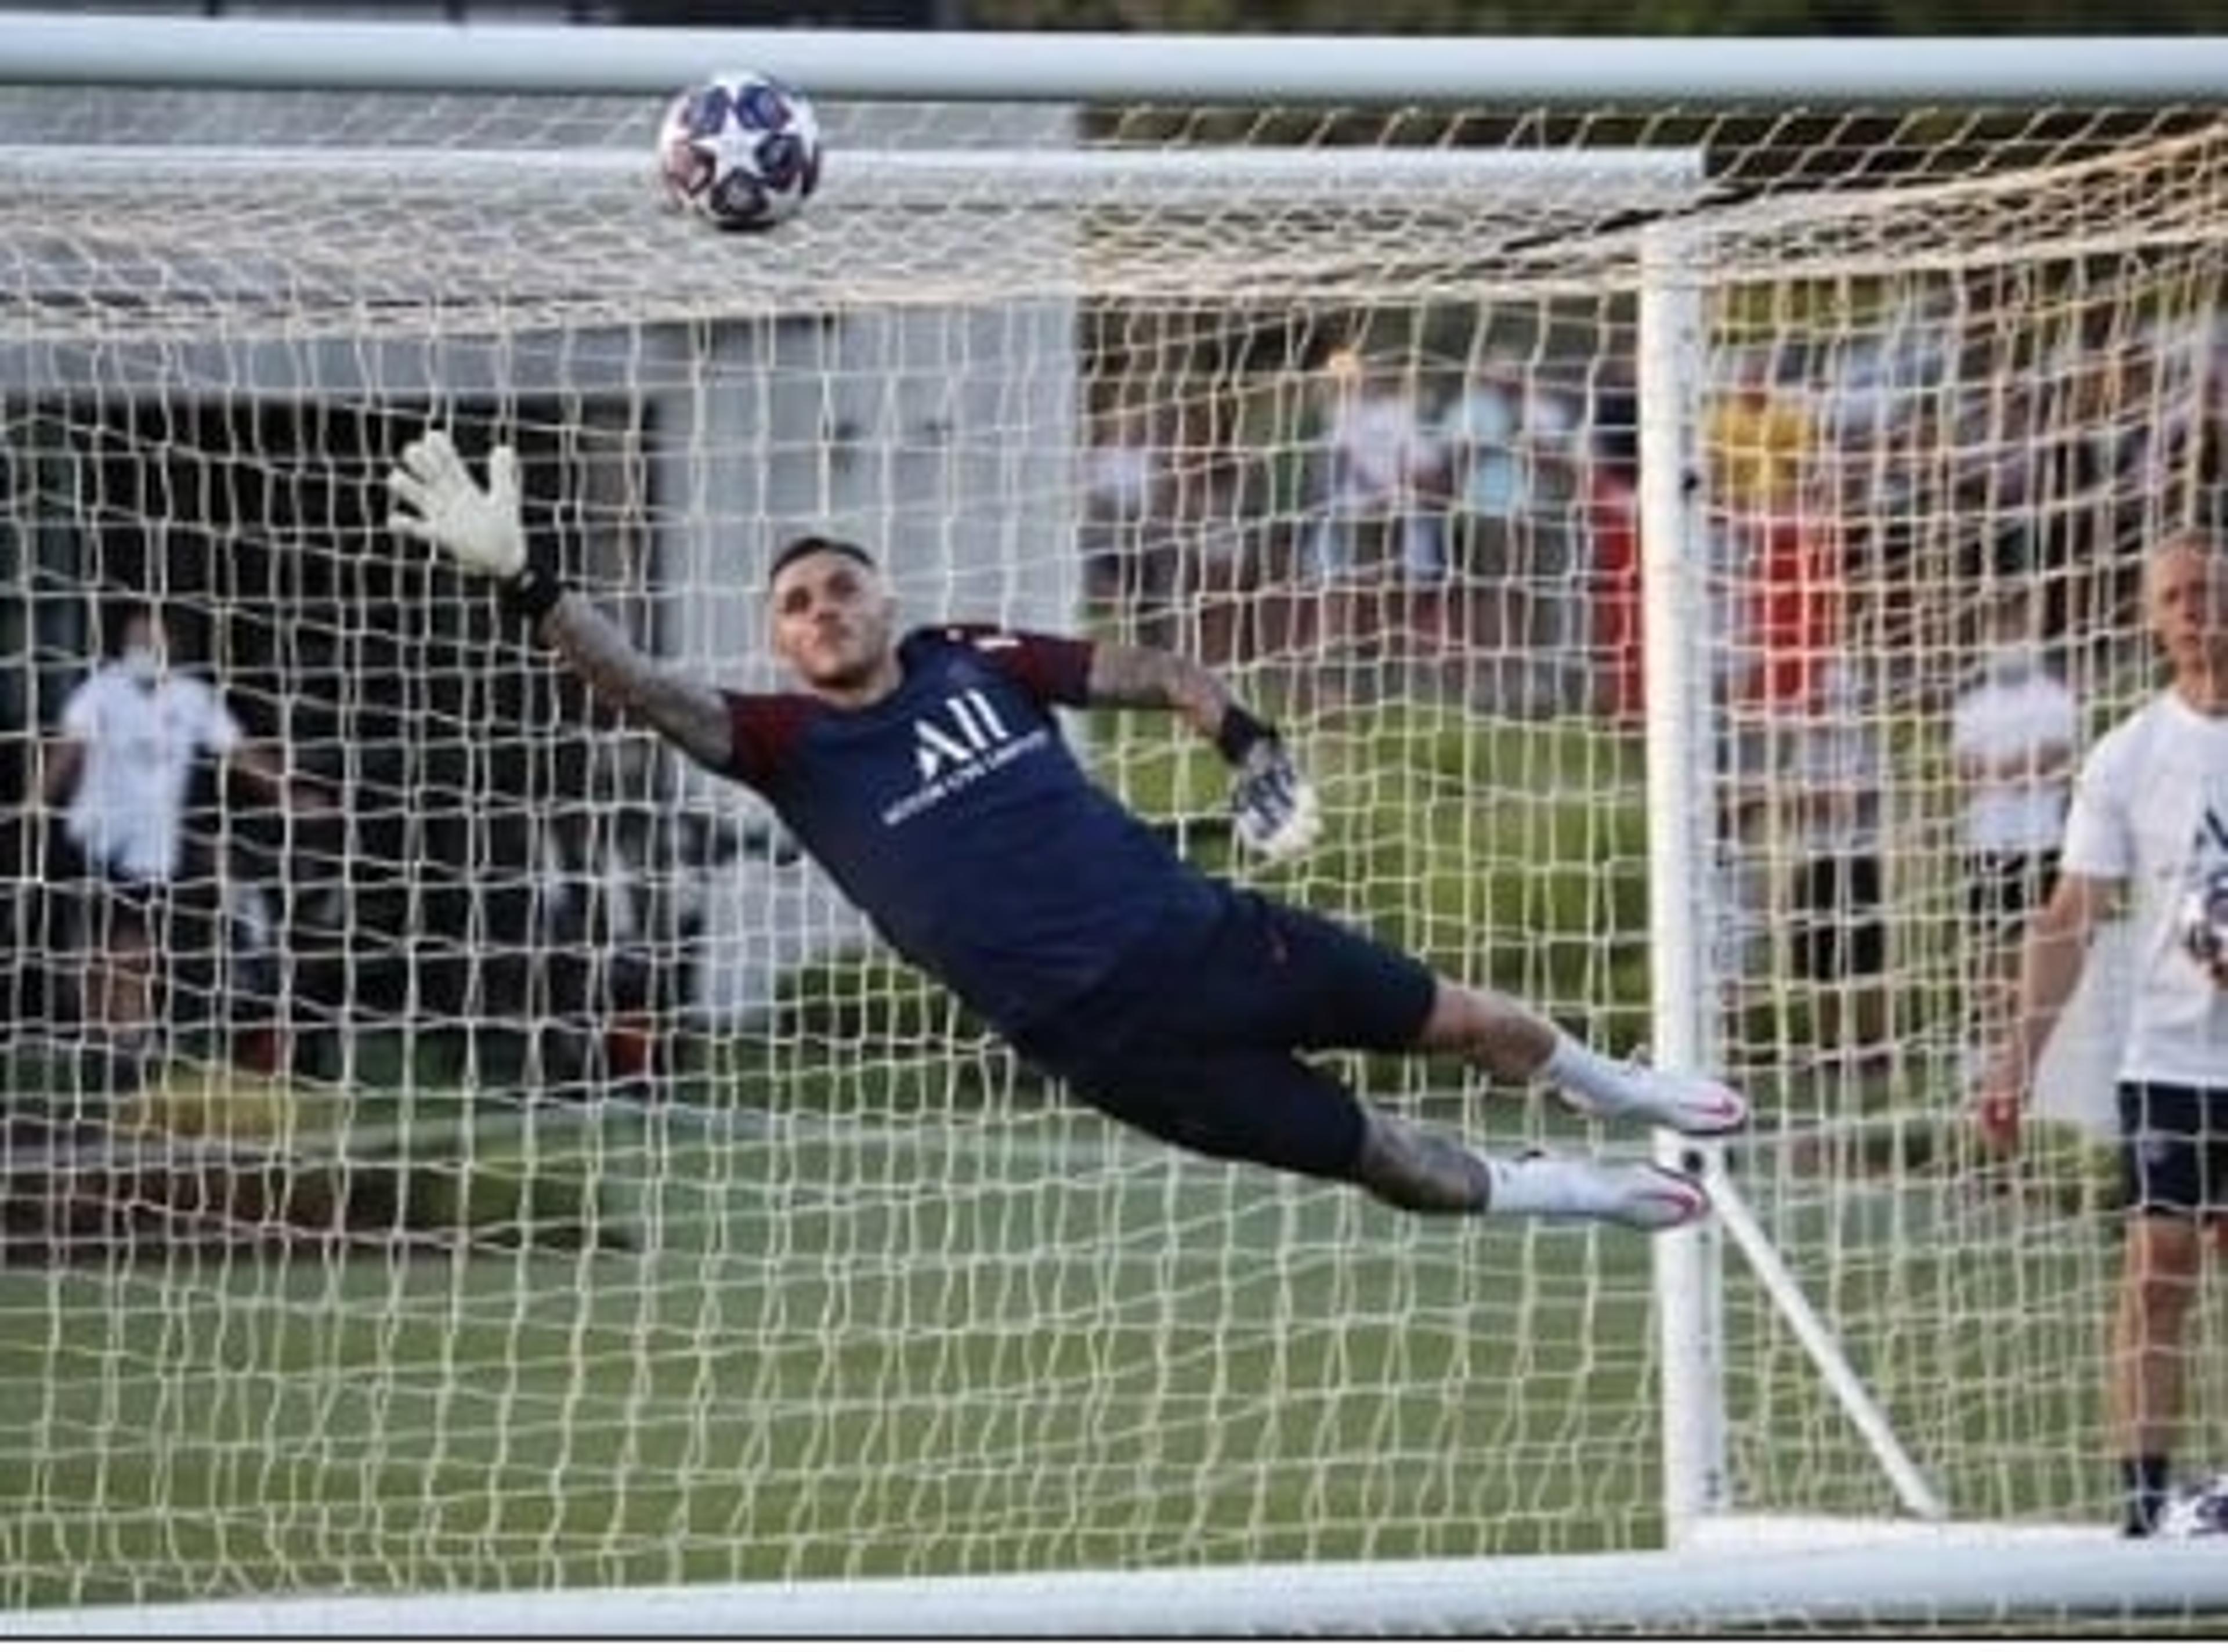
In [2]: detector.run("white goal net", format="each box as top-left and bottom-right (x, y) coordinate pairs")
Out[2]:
(1, 50), (2226, 1633)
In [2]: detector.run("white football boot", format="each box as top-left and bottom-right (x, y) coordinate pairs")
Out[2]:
(1496, 1153), (1714, 1231)
(1564, 1060), (1749, 1138)
(1590, 1161), (1713, 1231)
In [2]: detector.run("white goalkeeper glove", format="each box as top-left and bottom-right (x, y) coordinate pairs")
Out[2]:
(386, 431), (527, 580)
(1225, 720), (1322, 863)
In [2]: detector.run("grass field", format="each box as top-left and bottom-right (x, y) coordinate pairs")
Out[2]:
(0, 1078), (2181, 1618)
(1, 1096), (1661, 1610)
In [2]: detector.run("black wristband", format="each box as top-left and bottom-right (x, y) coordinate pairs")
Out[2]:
(1214, 703), (1278, 766)
(500, 558), (566, 628)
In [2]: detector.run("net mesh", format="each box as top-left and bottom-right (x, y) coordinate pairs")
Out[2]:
(0, 79), (2225, 1627)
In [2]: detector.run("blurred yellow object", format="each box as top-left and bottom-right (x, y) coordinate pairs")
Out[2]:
(113, 1058), (316, 1145)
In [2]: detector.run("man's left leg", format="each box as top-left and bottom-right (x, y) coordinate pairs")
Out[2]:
(1061, 1049), (1707, 1232)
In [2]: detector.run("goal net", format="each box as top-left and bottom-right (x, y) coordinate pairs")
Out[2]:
(0, 55), (2225, 1633)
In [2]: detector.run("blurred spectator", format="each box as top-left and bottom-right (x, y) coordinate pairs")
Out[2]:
(1950, 584), (2079, 1079)
(1590, 443), (1643, 722)
(1174, 450), (1263, 669)
(1439, 362), (1585, 711)
(34, 602), (329, 1082)
(1720, 497), (1843, 719)
(1787, 661), (1889, 1069)
(1589, 361), (1640, 489)
(1517, 389), (1589, 710)
(1708, 348), (1814, 517)
(1305, 352), (1444, 585)
(1081, 403), (1173, 646)
(1439, 350), (1525, 581)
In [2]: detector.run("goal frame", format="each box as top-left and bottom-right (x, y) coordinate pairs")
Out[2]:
(6, 10), (2228, 1633)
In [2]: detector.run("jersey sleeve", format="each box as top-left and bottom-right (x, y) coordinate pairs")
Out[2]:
(2059, 729), (2133, 881)
(720, 691), (822, 791)
(940, 625), (1095, 707)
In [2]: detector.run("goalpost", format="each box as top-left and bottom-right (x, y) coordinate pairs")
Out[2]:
(3, 12), (2228, 1633)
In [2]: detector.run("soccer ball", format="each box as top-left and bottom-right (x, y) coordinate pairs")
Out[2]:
(2178, 867), (2228, 975)
(2157, 1472), (2228, 1538)
(656, 70), (822, 232)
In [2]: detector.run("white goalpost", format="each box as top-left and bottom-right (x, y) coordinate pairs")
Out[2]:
(3, 13), (2228, 1635)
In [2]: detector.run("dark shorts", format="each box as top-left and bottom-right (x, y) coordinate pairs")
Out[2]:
(1964, 850), (2059, 946)
(1791, 854), (1887, 982)
(1010, 886), (1438, 1181)
(54, 857), (169, 953)
(2119, 1082), (2228, 1218)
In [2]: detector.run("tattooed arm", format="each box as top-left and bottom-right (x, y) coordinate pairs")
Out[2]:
(385, 434), (734, 773)
(1084, 637), (1321, 860)
(1083, 640), (1239, 747)
(538, 598), (733, 773)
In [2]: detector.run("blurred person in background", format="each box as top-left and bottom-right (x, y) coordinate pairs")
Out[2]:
(35, 601), (330, 1082)
(1974, 532), (2228, 1538)
(1950, 583), (2079, 1083)
(1305, 352), (1446, 666)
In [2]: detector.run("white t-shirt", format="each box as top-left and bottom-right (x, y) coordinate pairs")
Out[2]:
(2060, 689), (2228, 1086)
(60, 664), (242, 883)
(1326, 391), (1437, 506)
(1950, 658), (2079, 855)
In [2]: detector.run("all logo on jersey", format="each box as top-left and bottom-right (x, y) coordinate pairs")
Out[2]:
(914, 691), (1012, 782)
(883, 688), (1050, 827)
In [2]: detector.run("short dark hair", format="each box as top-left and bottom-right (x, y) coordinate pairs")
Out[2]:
(767, 535), (876, 588)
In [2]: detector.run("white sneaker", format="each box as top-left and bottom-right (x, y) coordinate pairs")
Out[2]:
(1498, 1152), (1714, 1231)
(1610, 1064), (1749, 1138)
(1595, 1162), (1713, 1232)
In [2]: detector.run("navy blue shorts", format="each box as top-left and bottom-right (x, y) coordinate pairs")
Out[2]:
(1010, 885), (1438, 1181)
(2118, 1082), (2228, 1217)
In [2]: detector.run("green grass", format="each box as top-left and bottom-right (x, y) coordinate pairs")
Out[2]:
(0, 1111), (1661, 1608)
(0, 1100), (2149, 1615)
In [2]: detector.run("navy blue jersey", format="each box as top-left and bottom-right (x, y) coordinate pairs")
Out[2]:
(721, 626), (1220, 1033)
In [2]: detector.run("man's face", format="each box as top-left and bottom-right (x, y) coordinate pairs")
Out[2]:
(768, 550), (896, 695)
(119, 612), (167, 683)
(2148, 538), (2228, 681)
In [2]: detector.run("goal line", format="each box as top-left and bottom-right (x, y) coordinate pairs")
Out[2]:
(18, 1532), (2226, 1636)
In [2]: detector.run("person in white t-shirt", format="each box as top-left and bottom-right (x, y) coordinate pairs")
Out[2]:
(37, 604), (325, 1071)
(1950, 586), (2081, 1069)
(1974, 531), (2228, 1538)
(1307, 356), (1445, 584)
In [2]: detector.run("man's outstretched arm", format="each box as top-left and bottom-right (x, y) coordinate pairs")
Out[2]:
(1084, 639), (1321, 862)
(536, 599), (732, 773)
(387, 432), (731, 773)
(1083, 640), (1236, 743)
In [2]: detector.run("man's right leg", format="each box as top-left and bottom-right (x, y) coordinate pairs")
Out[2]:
(2112, 1213), (2199, 1536)
(1413, 978), (1749, 1138)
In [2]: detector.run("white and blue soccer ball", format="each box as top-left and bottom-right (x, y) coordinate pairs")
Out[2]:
(657, 70), (822, 232)
(2158, 1472), (2228, 1538)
